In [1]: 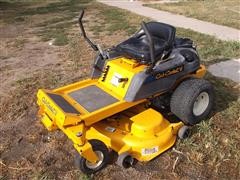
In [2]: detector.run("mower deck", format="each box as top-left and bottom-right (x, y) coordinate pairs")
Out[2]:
(86, 106), (183, 161)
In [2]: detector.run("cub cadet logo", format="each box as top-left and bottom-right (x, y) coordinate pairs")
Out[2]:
(42, 97), (57, 115)
(155, 66), (183, 79)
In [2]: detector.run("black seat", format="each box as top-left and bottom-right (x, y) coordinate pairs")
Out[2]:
(115, 22), (176, 64)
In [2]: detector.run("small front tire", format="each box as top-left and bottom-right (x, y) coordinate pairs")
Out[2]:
(75, 140), (110, 174)
(178, 125), (190, 139)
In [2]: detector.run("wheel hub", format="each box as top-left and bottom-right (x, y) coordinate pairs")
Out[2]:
(193, 92), (209, 116)
(85, 151), (104, 169)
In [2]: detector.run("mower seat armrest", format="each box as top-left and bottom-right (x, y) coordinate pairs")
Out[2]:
(153, 54), (185, 74)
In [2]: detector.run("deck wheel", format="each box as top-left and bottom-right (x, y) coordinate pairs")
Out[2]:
(75, 140), (110, 174)
(178, 125), (190, 139)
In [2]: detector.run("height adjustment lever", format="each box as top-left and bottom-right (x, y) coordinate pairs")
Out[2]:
(118, 78), (128, 83)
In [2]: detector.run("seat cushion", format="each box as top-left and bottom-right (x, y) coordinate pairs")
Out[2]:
(115, 21), (176, 64)
(116, 35), (167, 63)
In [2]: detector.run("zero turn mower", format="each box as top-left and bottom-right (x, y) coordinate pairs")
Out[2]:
(37, 10), (214, 174)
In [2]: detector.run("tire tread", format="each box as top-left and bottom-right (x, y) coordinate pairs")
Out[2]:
(170, 78), (213, 125)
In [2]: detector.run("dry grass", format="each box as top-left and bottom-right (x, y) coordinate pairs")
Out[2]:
(173, 72), (240, 178)
(0, 0), (240, 179)
(145, 0), (240, 29)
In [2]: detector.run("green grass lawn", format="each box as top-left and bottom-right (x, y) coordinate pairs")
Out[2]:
(94, 3), (240, 63)
(145, 0), (240, 29)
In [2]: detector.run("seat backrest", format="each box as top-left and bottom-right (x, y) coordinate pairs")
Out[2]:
(145, 22), (176, 47)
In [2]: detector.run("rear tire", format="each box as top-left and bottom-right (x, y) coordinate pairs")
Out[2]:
(170, 79), (214, 125)
(75, 140), (110, 174)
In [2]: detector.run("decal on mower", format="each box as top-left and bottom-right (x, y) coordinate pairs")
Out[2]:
(155, 65), (184, 79)
(111, 73), (122, 86)
(105, 126), (116, 132)
(141, 146), (159, 155)
(42, 97), (57, 116)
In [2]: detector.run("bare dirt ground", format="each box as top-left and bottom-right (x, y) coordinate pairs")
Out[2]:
(0, 1), (138, 179)
(0, 1), (240, 180)
(0, 1), (96, 179)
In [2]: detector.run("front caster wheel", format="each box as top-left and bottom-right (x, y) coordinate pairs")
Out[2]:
(178, 125), (190, 139)
(75, 140), (110, 174)
(116, 153), (135, 168)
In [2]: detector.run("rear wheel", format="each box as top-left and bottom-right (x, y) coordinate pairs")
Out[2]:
(75, 140), (110, 174)
(170, 78), (214, 125)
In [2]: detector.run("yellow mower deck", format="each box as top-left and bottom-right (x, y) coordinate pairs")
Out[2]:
(84, 106), (183, 162)
(39, 102), (183, 162)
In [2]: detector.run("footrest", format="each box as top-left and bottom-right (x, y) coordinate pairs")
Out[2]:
(47, 93), (79, 114)
(37, 89), (82, 127)
(68, 85), (118, 112)
(37, 79), (145, 127)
